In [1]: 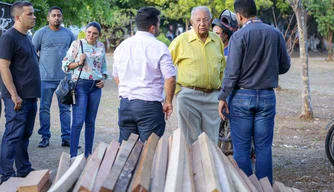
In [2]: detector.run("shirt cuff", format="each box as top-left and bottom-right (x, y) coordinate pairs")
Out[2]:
(218, 89), (228, 101)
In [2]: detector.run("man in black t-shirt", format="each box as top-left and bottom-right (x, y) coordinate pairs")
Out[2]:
(0, 2), (40, 184)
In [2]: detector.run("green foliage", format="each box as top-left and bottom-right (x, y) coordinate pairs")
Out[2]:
(156, 33), (171, 46)
(77, 31), (85, 39)
(276, 0), (291, 13)
(225, 0), (273, 12)
(146, 0), (226, 23)
(307, 0), (334, 37)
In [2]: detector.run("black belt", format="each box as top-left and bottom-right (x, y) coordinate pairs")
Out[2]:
(235, 86), (273, 90)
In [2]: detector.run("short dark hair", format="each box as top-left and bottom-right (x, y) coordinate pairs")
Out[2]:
(48, 6), (63, 15)
(135, 7), (160, 32)
(234, 0), (257, 18)
(11, 1), (33, 19)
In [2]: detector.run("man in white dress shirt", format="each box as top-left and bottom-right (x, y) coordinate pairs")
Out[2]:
(112, 7), (176, 142)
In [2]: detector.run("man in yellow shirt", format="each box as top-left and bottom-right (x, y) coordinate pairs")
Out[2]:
(169, 6), (226, 144)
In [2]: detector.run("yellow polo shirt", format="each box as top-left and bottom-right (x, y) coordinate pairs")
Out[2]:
(169, 28), (226, 94)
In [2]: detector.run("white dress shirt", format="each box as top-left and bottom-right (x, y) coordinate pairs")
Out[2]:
(112, 31), (176, 102)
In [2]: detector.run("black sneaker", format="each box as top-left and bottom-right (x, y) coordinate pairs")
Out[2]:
(61, 140), (70, 147)
(38, 138), (49, 148)
(62, 140), (81, 149)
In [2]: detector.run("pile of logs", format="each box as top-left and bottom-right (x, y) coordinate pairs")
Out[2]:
(0, 129), (300, 192)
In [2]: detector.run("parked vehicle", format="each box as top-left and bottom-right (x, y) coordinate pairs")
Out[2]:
(325, 119), (334, 166)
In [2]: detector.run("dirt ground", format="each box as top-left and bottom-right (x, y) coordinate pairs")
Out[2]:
(1, 53), (334, 191)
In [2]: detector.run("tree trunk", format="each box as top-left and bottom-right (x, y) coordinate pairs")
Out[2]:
(294, 2), (314, 120)
(327, 31), (333, 61)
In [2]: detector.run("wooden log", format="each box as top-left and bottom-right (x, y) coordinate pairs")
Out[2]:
(191, 140), (206, 192)
(40, 180), (52, 192)
(131, 133), (159, 192)
(249, 174), (264, 192)
(116, 140), (127, 159)
(273, 181), (286, 192)
(208, 138), (235, 192)
(114, 141), (143, 192)
(92, 141), (120, 192)
(168, 135), (173, 161)
(18, 169), (50, 192)
(198, 133), (222, 192)
(259, 177), (274, 192)
(273, 181), (279, 192)
(48, 154), (86, 192)
(150, 138), (168, 192)
(74, 142), (108, 192)
(164, 129), (185, 192)
(237, 169), (258, 192)
(0, 177), (24, 192)
(53, 152), (70, 184)
(291, 187), (301, 192)
(228, 155), (239, 169)
(182, 139), (195, 192)
(285, 187), (294, 192)
(101, 133), (139, 192)
(213, 145), (250, 191)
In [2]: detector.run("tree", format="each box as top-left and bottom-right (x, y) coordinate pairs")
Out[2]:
(307, 0), (334, 61)
(287, 0), (313, 120)
(146, 0), (226, 31)
(2, 0), (146, 51)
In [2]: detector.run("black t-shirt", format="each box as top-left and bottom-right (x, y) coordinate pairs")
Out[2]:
(0, 27), (41, 99)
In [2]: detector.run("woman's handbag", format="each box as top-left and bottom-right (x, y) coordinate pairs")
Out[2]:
(56, 40), (84, 105)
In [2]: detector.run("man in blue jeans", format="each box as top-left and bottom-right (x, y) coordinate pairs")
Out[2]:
(113, 7), (176, 143)
(218, 0), (290, 185)
(32, 6), (75, 147)
(0, 1), (40, 184)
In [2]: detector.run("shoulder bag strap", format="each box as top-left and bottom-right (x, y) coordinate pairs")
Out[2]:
(73, 40), (84, 89)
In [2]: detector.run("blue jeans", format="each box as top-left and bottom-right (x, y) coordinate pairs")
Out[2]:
(0, 98), (37, 183)
(228, 89), (276, 184)
(70, 79), (101, 158)
(118, 97), (165, 143)
(38, 81), (71, 141)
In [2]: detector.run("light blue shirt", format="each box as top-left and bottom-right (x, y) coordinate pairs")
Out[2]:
(224, 46), (228, 56)
(32, 26), (75, 81)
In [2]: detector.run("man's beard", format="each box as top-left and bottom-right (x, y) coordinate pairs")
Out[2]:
(54, 21), (61, 27)
(154, 28), (159, 37)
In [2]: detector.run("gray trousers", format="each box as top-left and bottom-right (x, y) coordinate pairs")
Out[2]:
(177, 87), (220, 144)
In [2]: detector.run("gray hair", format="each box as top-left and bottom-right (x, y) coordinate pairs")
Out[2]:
(190, 6), (212, 20)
